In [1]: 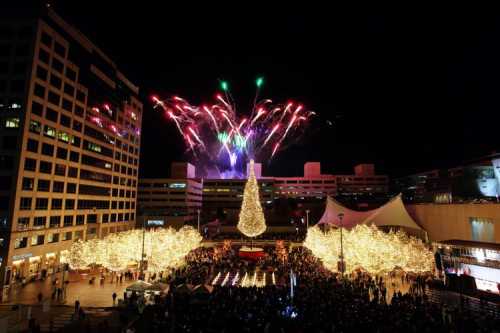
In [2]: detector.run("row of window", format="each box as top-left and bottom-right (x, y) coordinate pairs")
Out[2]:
(16, 211), (135, 232)
(19, 197), (135, 211)
(15, 231), (74, 249)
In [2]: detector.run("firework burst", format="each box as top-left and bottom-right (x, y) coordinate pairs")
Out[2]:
(152, 78), (316, 178)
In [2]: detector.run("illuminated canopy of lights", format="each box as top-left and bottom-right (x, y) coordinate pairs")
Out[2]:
(65, 227), (202, 273)
(304, 225), (434, 274)
(237, 160), (267, 237)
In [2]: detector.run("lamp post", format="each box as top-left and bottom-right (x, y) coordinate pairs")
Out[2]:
(305, 210), (310, 230)
(140, 217), (145, 280)
(197, 209), (201, 234)
(338, 212), (345, 278)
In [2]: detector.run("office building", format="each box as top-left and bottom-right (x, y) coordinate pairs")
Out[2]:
(0, 6), (142, 287)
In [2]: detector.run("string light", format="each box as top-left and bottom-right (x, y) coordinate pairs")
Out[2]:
(65, 226), (201, 273)
(237, 159), (267, 237)
(304, 225), (434, 274)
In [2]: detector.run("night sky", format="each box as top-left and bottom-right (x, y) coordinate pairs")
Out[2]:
(14, 2), (500, 177)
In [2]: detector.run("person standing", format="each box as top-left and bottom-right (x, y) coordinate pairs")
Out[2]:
(112, 292), (117, 306)
(74, 299), (80, 314)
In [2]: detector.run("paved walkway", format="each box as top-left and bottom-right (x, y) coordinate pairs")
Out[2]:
(5, 273), (129, 307)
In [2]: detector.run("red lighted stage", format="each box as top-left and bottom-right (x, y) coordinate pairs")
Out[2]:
(238, 246), (265, 261)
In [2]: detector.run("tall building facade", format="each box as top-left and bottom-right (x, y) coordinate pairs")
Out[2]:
(0, 6), (142, 287)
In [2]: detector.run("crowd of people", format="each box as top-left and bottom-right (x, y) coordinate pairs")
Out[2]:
(123, 245), (499, 332)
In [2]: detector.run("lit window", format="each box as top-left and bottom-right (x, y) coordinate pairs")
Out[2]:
(44, 125), (56, 138)
(5, 118), (19, 128)
(57, 131), (70, 143)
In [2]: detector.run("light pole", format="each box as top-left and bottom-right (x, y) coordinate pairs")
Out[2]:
(338, 212), (345, 278)
(197, 209), (201, 234)
(139, 217), (146, 280)
(305, 210), (310, 230)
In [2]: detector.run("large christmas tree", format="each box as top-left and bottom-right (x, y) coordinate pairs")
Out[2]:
(237, 160), (267, 237)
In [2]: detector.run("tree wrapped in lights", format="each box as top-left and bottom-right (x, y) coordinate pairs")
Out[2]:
(237, 160), (267, 238)
(66, 226), (202, 273)
(304, 225), (434, 274)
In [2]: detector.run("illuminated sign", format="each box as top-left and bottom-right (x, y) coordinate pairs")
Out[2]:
(147, 220), (165, 226)
(169, 183), (186, 189)
(12, 253), (33, 261)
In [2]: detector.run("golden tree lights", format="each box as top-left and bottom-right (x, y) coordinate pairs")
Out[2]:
(237, 160), (267, 237)
(304, 225), (434, 274)
(65, 226), (201, 272)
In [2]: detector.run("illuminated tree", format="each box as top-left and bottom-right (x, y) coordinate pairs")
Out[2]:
(237, 160), (267, 238)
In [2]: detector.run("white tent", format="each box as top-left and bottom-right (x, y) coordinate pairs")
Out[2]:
(317, 196), (375, 228)
(316, 194), (424, 231)
(362, 194), (423, 231)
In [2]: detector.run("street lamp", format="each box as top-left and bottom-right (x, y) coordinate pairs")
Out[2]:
(305, 209), (310, 230)
(338, 212), (345, 278)
(197, 209), (201, 234)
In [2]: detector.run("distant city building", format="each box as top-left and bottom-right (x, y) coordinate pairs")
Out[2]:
(393, 153), (500, 203)
(0, 6), (142, 288)
(137, 164), (202, 228)
(138, 161), (389, 225)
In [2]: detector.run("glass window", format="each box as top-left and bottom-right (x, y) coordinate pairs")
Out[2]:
(76, 90), (85, 103)
(41, 32), (52, 46)
(48, 233), (59, 243)
(33, 83), (45, 98)
(69, 151), (79, 162)
(68, 167), (78, 178)
(49, 74), (62, 89)
(37, 179), (50, 191)
(66, 182), (77, 193)
(55, 164), (66, 176)
(41, 143), (54, 156)
(53, 181), (64, 193)
(66, 67), (76, 81)
(52, 57), (63, 73)
(47, 91), (60, 106)
(51, 199), (62, 210)
(45, 107), (58, 122)
(17, 217), (29, 230)
(31, 101), (43, 116)
(63, 83), (74, 96)
(24, 158), (36, 171)
(54, 41), (65, 57)
(19, 197), (32, 210)
(76, 215), (84, 225)
(60, 114), (71, 128)
(49, 215), (61, 227)
(35, 198), (48, 210)
(27, 139), (38, 152)
(63, 216), (73, 227)
(5, 117), (20, 128)
(74, 104), (84, 117)
(72, 120), (82, 132)
(39, 161), (52, 174)
(29, 120), (42, 134)
(56, 147), (67, 160)
(62, 231), (72, 241)
(62, 98), (73, 112)
(38, 48), (50, 63)
(33, 216), (46, 229)
(31, 234), (44, 246)
(65, 199), (75, 210)
(22, 177), (34, 190)
(14, 237), (28, 249)
(36, 66), (48, 81)
(57, 131), (71, 143)
(43, 125), (56, 138)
